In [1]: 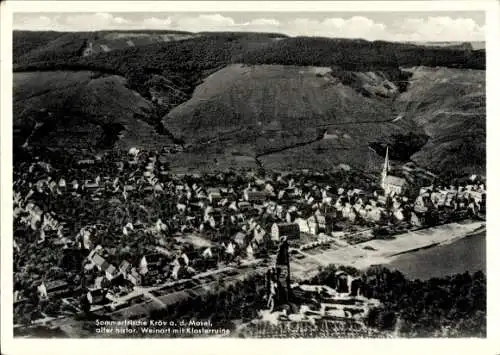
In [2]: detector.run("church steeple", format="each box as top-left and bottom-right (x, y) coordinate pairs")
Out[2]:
(381, 146), (390, 187)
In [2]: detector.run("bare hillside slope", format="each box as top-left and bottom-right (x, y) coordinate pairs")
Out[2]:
(13, 71), (172, 150)
(396, 67), (485, 176)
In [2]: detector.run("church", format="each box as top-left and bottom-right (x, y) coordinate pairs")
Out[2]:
(381, 147), (407, 195)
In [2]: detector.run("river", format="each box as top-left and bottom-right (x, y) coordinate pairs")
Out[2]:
(387, 230), (486, 280)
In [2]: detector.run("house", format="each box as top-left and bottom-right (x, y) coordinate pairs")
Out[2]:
(93, 276), (106, 290)
(87, 288), (107, 305)
(306, 196), (316, 205)
(180, 252), (190, 266)
(265, 183), (275, 195)
(77, 159), (95, 166)
(295, 218), (310, 234)
(225, 242), (236, 255)
(105, 264), (119, 280)
(410, 212), (423, 227)
(207, 188), (222, 204)
(243, 190), (269, 204)
(127, 268), (142, 286)
(87, 247), (108, 270)
(83, 180), (100, 190)
(233, 232), (249, 247)
(220, 187), (234, 195)
(171, 258), (183, 280)
(358, 207), (368, 220)
(118, 260), (132, 276)
(255, 178), (266, 186)
(414, 195), (429, 213)
(266, 201), (278, 215)
(38, 280), (69, 299)
(141, 254), (163, 278)
(307, 214), (329, 235)
(270, 223), (300, 241)
(58, 178), (67, 188)
(366, 207), (382, 222)
(393, 208), (405, 221)
(238, 201), (252, 211)
(202, 248), (213, 259)
(253, 225), (267, 244)
(228, 201), (239, 212)
(208, 210), (225, 229)
(177, 203), (187, 213)
(321, 190), (334, 205)
(246, 243), (255, 259)
(155, 246), (173, 258)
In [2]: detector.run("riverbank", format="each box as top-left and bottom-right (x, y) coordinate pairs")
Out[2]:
(387, 229), (486, 280)
(291, 220), (486, 280)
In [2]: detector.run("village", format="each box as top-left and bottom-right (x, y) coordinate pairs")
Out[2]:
(12, 146), (486, 330)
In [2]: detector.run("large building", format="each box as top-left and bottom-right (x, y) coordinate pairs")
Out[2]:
(381, 147), (407, 195)
(271, 223), (300, 241)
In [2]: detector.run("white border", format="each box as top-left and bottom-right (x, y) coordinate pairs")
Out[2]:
(2, 1), (495, 12)
(2, 1), (499, 355)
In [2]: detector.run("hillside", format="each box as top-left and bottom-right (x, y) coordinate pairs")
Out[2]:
(163, 64), (424, 172)
(13, 71), (172, 150)
(405, 41), (474, 51)
(13, 32), (484, 101)
(163, 63), (484, 176)
(395, 67), (485, 177)
(13, 30), (196, 63)
(237, 37), (485, 70)
(12, 32), (486, 176)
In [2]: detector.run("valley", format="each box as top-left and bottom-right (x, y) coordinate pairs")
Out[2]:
(12, 31), (486, 178)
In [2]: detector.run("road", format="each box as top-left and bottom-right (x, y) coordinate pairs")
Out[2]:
(92, 264), (241, 312)
(105, 259), (269, 319)
(42, 220), (484, 326)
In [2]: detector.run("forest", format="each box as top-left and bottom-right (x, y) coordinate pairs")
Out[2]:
(13, 32), (485, 106)
(114, 264), (486, 338)
(308, 264), (486, 337)
(238, 37), (485, 70)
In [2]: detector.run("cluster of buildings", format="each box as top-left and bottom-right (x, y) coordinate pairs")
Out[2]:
(12, 147), (486, 324)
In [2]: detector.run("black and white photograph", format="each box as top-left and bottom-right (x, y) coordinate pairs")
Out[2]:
(1, 1), (498, 351)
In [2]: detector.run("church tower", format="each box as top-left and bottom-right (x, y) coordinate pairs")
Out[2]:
(381, 146), (390, 189)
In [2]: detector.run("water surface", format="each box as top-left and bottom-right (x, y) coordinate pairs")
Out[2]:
(387, 231), (486, 280)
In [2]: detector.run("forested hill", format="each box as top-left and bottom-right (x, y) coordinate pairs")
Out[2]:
(13, 31), (485, 176)
(236, 37), (484, 70)
(13, 31), (484, 99)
